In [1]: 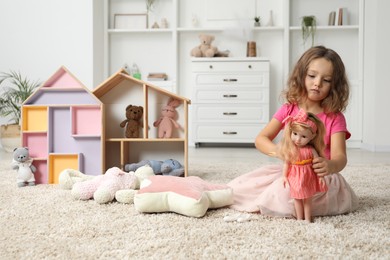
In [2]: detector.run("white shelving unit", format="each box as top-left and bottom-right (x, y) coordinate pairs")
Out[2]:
(103, 0), (364, 147)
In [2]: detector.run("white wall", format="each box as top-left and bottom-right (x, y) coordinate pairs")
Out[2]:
(1, 0), (389, 151)
(362, 0), (390, 151)
(0, 0), (94, 127)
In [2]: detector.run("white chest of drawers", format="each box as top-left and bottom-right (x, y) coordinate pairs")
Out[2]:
(191, 57), (270, 146)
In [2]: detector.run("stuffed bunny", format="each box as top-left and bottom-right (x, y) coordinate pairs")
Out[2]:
(153, 98), (181, 138)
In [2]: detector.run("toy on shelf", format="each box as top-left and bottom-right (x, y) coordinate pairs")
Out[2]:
(153, 98), (182, 138)
(190, 34), (230, 58)
(120, 104), (143, 138)
(124, 158), (185, 177)
(11, 147), (36, 187)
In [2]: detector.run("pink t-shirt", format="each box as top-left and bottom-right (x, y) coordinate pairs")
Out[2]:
(273, 103), (351, 159)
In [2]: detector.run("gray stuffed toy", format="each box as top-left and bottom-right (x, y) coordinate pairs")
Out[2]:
(11, 147), (37, 187)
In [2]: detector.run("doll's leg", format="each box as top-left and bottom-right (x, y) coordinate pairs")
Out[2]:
(294, 199), (304, 220)
(303, 197), (313, 222)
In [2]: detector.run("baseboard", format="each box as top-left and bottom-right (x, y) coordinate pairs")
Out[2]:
(360, 142), (390, 152)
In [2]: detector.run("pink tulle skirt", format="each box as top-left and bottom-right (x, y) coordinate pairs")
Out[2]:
(227, 164), (358, 217)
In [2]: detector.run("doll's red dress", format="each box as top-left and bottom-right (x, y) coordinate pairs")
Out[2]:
(287, 146), (328, 199)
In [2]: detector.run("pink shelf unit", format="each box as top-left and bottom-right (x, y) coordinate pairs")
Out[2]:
(21, 66), (103, 184)
(22, 132), (48, 158)
(71, 106), (102, 137)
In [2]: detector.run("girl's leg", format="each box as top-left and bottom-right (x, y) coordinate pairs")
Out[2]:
(294, 199), (304, 220)
(303, 197), (313, 222)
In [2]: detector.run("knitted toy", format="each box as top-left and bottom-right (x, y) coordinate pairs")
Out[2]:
(11, 147), (37, 187)
(153, 98), (181, 138)
(124, 158), (185, 177)
(58, 165), (155, 204)
(120, 104), (143, 138)
(71, 167), (137, 204)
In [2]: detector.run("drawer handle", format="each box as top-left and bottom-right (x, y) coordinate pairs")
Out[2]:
(223, 131), (237, 135)
(223, 79), (238, 82)
(223, 112), (237, 115)
(209, 65), (213, 69)
(223, 94), (238, 98)
(248, 65), (252, 69)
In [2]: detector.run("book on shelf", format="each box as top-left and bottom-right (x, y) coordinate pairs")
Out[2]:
(334, 7), (348, 26)
(328, 11), (336, 26)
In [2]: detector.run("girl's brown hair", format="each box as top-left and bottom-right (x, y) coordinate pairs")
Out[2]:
(283, 46), (350, 113)
(279, 113), (326, 163)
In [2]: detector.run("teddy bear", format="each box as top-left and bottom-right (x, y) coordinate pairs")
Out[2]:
(190, 34), (230, 58)
(11, 147), (37, 187)
(120, 104), (143, 138)
(153, 98), (181, 138)
(124, 158), (185, 177)
(58, 165), (155, 204)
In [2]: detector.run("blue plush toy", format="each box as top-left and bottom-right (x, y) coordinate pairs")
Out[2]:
(124, 159), (184, 177)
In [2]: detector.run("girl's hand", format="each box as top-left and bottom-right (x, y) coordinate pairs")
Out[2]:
(312, 156), (330, 177)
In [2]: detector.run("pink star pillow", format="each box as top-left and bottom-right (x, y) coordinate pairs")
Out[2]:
(134, 175), (233, 217)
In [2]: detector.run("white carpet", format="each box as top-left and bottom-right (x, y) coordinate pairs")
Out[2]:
(0, 161), (389, 259)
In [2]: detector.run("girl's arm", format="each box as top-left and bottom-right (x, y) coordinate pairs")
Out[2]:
(312, 132), (347, 176)
(255, 118), (283, 157)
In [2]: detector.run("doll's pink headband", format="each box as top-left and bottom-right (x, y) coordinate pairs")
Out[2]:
(282, 109), (317, 133)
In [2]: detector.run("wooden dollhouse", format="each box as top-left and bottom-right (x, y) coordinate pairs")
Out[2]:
(93, 69), (191, 177)
(21, 66), (190, 184)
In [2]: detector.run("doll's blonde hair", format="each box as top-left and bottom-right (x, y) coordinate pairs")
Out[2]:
(279, 112), (326, 163)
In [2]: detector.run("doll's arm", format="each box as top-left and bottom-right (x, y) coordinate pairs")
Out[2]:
(282, 162), (289, 188)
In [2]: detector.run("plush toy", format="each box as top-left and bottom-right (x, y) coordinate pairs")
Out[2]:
(190, 34), (230, 58)
(58, 168), (95, 190)
(161, 159), (185, 177)
(124, 159), (185, 177)
(71, 167), (137, 204)
(153, 98), (181, 138)
(124, 159), (163, 174)
(120, 104), (143, 138)
(59, 165), (155, 204)
(11, 147), (37, 187)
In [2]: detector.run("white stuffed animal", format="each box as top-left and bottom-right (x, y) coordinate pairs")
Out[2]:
(58, 165), (155, 204)
(11, 147), (36, 187)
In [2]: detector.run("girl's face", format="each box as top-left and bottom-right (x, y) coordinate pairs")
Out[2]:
(290, 127), (315, 147)
(305, 58), (333, 102)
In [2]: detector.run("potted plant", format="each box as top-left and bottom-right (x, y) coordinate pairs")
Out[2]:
(301, 15), (316, 46)
(254, 16), (261, 27)
(0, 71), (40, 152)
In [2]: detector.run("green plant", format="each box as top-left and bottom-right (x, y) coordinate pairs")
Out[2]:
(0, 71), (40, 125)
(301, 16), (316, 46)
(146, 0), (156, 13)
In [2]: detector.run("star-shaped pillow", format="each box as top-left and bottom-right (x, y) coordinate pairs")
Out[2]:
(134, 175), (233, 217)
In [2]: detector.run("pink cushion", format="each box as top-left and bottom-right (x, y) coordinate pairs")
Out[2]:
(134, 176), (233, 217)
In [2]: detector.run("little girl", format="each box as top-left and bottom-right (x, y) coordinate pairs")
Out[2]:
(279, 109), (327, 222)
(228, 46), (358, 218)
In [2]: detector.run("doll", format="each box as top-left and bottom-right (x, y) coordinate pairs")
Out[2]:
(279, 108), (328, 222)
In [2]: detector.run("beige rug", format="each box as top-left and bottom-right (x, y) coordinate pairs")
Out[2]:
(1, 160), (389, 259)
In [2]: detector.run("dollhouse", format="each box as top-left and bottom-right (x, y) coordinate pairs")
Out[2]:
(21, 66), (190, 184)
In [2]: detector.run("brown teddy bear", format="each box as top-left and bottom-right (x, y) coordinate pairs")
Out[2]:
(120, 105), (143, 138)
(190, 34), (230, 58)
